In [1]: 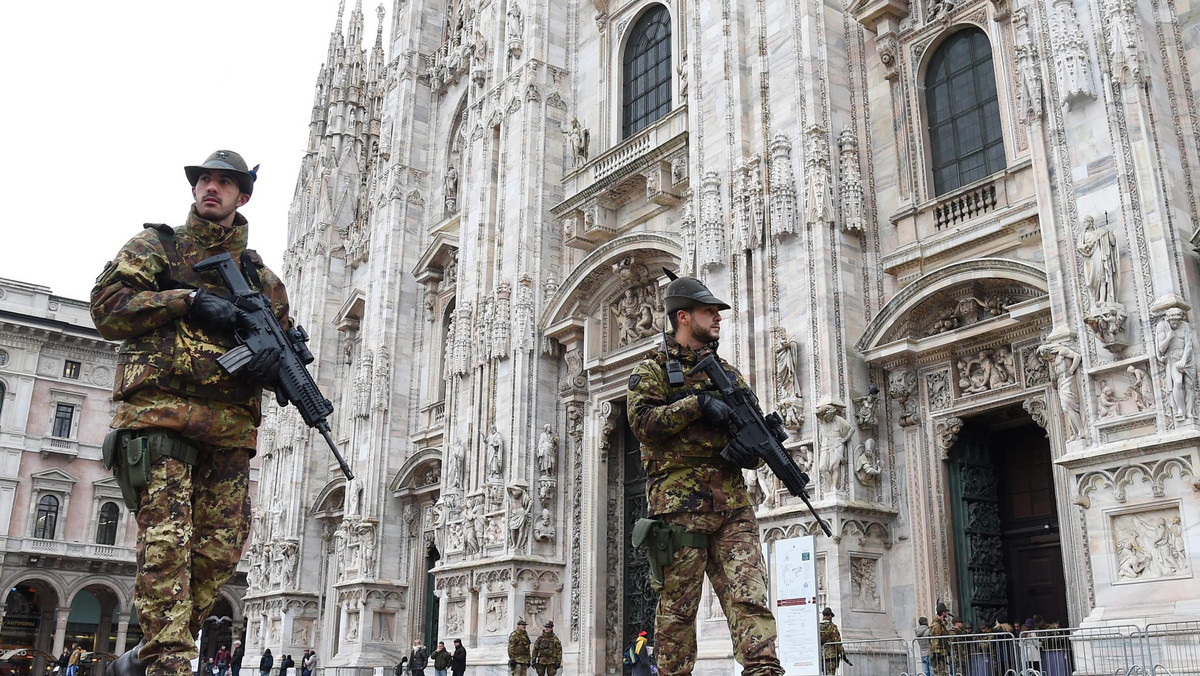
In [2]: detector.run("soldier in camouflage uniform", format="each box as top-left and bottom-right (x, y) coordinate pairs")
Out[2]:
(627, 275), (783, 676)
(507, 619), (531, 676)
(530, 621), (562, 676)
(928, 603), (952, 676)
(819, 608), (846, 675)
(92, 151), (290, 676)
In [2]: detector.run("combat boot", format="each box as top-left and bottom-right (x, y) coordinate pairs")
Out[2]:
(106, 641), (146, 676)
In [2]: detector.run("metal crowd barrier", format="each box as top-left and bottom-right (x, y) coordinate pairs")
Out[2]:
(820, 622), (1200, 675)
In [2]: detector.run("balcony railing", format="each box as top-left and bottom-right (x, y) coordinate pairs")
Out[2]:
(41, 436), (79, 457)
(933, 181), (997, 230)
(11, 537), (136, 563)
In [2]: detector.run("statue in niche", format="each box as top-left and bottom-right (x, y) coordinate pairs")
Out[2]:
(508, 485), (532, 549)
(444, 164), (459, 214)
(853, 387), (879, 428)
(774, 333), (800, 398)
(507, 3), (522, 38)
(533, 507), (555, 542)
(1097, 380), (1121, 419)
(1078, 215), (1120, 308)
(485, 597), (506, 633)
(1155, 307), (1196, 421)
(281, 541), (299, 587)
(486, 425), (504, 482)
(776, 396), (804, 431)
(358, 521), (377, 576)
(1125, 365), (1154, 411)
(610, 285), (661, 347)
(447, 443), (465, 490)
(463, 495), (482, 554)
(345, 613), (359, 641)
(567, 118), (590, 168)
(754, 464), (781, 508)
(815, 399), (853, 493)
(1038, 342), (1085, 440)
(854, 439), (882, 487)
(957, 348), (1014, 394)
(432, 498), (447, 552)
(536, 425), (557, 476)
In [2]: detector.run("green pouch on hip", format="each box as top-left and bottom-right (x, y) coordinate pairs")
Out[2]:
(124, 436), (153, 490)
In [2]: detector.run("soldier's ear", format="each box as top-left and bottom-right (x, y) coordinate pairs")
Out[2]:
(237, 192), (251, 208)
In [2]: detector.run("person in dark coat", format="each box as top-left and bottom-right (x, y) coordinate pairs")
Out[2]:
(280, 655), (295, 676)
(258, 650), (273, 676)
(431, 642), (452, 676)
(628, 631), (652, 676)
(231, 641), (245, 676)
(408, 642), (429, 676)
(450, 640), (466, 676)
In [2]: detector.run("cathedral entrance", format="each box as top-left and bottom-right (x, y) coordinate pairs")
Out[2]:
(948, 406), (1068, 628)
(424, 544), (441, 649)
(620, 407), (657, 648)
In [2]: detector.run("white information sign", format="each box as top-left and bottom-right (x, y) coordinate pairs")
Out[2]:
(773, 536), (821, 675)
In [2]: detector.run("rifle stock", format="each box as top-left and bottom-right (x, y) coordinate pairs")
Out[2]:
(194, 253), (354, 481)
(689, 354), (832, 536)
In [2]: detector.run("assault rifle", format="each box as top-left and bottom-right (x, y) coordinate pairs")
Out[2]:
(689, 354), (832, 536)
(194, 253), (355, 481)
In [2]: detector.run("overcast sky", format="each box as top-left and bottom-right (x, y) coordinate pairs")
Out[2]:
(0, 1), (383, 301)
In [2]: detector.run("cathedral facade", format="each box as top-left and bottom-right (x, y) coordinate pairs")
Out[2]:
(243, 0), (1200, 672)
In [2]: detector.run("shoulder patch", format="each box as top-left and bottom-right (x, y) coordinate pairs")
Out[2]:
(628, 374), (641, 389)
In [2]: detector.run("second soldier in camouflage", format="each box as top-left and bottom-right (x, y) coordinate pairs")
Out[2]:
(627, 274), (783, 676)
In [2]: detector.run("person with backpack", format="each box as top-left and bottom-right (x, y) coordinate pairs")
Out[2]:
(624, 631), (652, 676)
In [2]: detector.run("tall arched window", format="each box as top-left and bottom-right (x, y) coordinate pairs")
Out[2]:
(34, 495), (59, 539)
(96, 501), (120, 545)
(925, 28), (1006, 196)
(622, 5), (672, 138)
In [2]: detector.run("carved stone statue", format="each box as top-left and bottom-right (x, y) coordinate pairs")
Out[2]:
(486, 425), (504, 482)
(1155, 307), (1196, 421)
(536, 424), (557, 476)
(1078, 215), (1119, 308)
(854, 439), (882, 486)
(463, 495), (482, 554)
(568, 118), (590, 168)
(776, 396), (804, 431)
(1097, 380), (1120, 419)
(1125, 365), (1154, 411)
(853, 387), (879, 429)
(1038, 341), (1085, 440)
(281, 541), (300, 588)
(774, 333), (800, 399)
(533, 507), (555, 542)
(815, 398), (853, 493)
(444, 164), (459, 213)
(507, 485), (532, 549)
(507, 3), (522, 39)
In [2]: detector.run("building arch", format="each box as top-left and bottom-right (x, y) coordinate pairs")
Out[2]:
(618, 3), (673, 139)
(856, 258), (1049, 360)
(391, 447), (443, 494)
(63, 576), (129, 613)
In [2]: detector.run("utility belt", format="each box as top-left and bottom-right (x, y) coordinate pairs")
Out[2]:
(631, 517), (710, 588)
(102, 428), (200, 510)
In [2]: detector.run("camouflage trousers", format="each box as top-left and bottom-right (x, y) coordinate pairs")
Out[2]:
(136, 447), (251, 676)
(655, 507), (782, 676)
(509, 663), (529, 676)
(533, 666), (557, 676)
(931, 653), (948, 676)
(821, 656), (840, 675)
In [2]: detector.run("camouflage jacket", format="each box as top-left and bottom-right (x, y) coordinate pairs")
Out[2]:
(929, 616), (950, 655)
(627, 336), (753, 516)
(507, 629), (531, 663)
(820, 620), (844, 659)
(530, 632), (562, 665)
(91, 209), (291, 450)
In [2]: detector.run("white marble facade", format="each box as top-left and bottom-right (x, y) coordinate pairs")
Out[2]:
(243, 0), (1200, 672)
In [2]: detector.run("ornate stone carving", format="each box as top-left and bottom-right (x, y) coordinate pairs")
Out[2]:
(599, 400), (621, 459)
(444, 164), (459, 214)
(463, 494), (483, 554)
(838, 129), (865, 233)
(493, 281), (512, 360)
(485, 425), (505, 482)
(774, 329), (800, 400)
(854, 439), (882, 487)
(508, 483), (532, 549)
(804, 127), (834, 229)
(1113, 507), (1190, 580)
(853, 386), (879, 429)
(485, 596), (507, 632)
(926, 371), (951, 411)
(506, 3), (523, 60)
(816, 398), (854, 494)
(698, 172), (727, 270)
(567, 118), (590, 168)
(955, 347), (1016, 394)
(1049, 0), (1096, 106)
(887, 368), (920, 427)
(733, 155), (765, 251)
(1038, 338), (1085, 440)
(1124, 365), (1155, 411)
(475, 296), (493, 366)
(1096, 379), (1121, 419)
(533, 507), (555, 542)
(934, 417), (964, 456)
(1023, 346), (1049, 387)
(1084, 304), (1129, 354)
(1103, 0), (1149, 85)
(610, 281), (663, 348)
(453, 306), (472, 376)
(1153, 302), (1196, 422)
(446, 601), (465, 634)
(768, 135), (798, 239)
(876, 32), (899, 81)
(850, 556), (881, 610)
(1023, 396), (1049, 429)
(1014, 30), (1043, 122)
(536, 424), (558, 477)
(513, 274), (535, 352)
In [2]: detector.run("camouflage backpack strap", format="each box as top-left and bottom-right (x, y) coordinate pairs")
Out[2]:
(241, 249), (264, 290)
(142, 223), (192, 291)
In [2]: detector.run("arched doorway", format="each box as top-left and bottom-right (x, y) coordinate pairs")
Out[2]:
(948, 406), (1068, 628)
(423, 544), (441, 649)
(0, 579), (60, 675)
(198, 596), (236, 670)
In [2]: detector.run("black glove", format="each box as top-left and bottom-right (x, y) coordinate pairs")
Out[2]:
(720, 442), (759, 469)
(508, 661), (516, 669)
(245, 346), (283, 383)
(189, 288), (241, 333)
(695, 393), (732, 426)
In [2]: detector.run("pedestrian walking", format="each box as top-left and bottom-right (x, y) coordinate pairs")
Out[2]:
(819, 608), (847, 675)
(624, 631), (652, 676)
(216, 646), (230, 676)
(68, 644), (83, 676)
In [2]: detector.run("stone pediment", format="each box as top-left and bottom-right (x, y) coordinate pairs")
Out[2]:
(412, 232), (460, 284)
(857, 258), (1049, 363)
